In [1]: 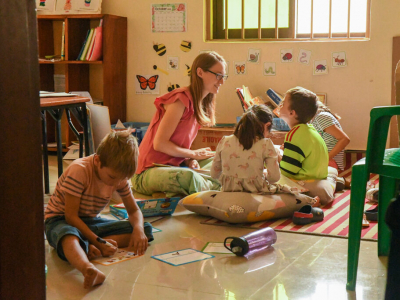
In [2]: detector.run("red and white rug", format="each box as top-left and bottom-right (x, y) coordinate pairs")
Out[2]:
(201, 152), (378, 241)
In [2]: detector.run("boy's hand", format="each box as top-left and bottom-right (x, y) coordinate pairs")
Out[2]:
(98, 239), (118, 257)
(186, 159), (200, 169)
(129, 227), (149, 256)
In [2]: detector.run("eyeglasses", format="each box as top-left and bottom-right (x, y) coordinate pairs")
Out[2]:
(206, 70), (228, 81)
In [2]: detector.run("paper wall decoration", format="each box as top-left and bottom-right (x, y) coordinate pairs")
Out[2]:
(313, 60), (328, 75)
(153, 43), (167, 56)
(168, 83), (180, 92)
(234, 61), (246, 75)
(280, 49), (293, 63)
(180, 40), (192, 52)
(168, 56), (179, 70)
(332, 51), (347, 68)
(135, 75), (160, 94)
(152, 3), (187, 33)
(263, 62), (276, 76)
(248, 49), (261, 64)
(316, 93), (327, 105)
(36, 0), (56, 11)
(298, 49), (311, 65)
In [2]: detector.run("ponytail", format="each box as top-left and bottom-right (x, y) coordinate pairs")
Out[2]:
(234, 105), (274, 150)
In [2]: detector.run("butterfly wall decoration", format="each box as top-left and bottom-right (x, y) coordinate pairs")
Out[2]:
(234, 62), (246, 75)
(135, 75), (160, 94)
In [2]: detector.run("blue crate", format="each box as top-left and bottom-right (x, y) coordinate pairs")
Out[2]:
(272, 117), (290, 131)
(111, 122), (150, 145)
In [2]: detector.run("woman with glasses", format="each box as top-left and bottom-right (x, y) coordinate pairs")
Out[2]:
(132, 51), (228, 197)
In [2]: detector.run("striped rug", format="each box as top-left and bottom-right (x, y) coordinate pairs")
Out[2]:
(200, 151), (379, 241)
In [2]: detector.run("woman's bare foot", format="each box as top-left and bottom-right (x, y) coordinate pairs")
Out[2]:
(83, 264), (105, 289)
(87, 244), (101, 261)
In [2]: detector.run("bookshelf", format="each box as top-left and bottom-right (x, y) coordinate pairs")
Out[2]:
(37, 14), (127, 150)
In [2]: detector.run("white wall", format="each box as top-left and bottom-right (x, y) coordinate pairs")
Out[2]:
(102, 0), (400, 150)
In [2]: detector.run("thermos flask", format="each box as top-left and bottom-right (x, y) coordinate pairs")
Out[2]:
(224, 227), (277, 257)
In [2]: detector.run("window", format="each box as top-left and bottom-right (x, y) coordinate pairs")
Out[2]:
(206, 0), (370, 41)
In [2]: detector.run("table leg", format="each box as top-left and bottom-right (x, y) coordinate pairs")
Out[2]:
(66, 109), (83, 158)
(41, 111), (49, 194)
(47, 108), (64, 177)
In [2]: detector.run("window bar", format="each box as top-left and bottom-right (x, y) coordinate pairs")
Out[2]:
(275, 0), (278, 38)
(347, 0), (351, 38)
(225, 0), (228, 40)
(241, 0), (245, 39)
(258, 0), (262, 39)
(366, 0), (371, 38)
(295, 0), (299, 38)
(328, 0), (332, 38)
(310, 0), (314, 39)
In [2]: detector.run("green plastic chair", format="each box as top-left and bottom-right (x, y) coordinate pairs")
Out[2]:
(347, 106), (400, 291)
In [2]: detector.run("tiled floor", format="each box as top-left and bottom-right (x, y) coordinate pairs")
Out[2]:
(44, 155), (387, 300)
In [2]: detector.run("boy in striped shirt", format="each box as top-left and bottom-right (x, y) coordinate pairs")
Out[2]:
(45, 130), (153, 289)
(278, 87), (336, 205)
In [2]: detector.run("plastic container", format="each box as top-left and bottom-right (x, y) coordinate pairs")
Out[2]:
(54, 74), (65, 92)
(224, 227), (277, 257)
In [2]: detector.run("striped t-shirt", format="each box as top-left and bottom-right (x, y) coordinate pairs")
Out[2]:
(279, 123), (329, 180)
(44, 155), (132, 220)
(312, 111), (344, 170)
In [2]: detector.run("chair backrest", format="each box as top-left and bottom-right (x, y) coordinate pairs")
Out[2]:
(365, 106), (400, 172)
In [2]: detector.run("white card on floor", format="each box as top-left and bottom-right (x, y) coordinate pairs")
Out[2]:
(151, 248), (214, 266)
(92, 249), (141, 266)
(201, 242), (234, 254)
(152, 227), (162, 233)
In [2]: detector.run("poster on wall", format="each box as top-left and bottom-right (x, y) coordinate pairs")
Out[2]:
(76, 0), (102, 11)
(332, 51), (347, 68)
(263, 62), (276, 76)
(36, 0), (56, 11)
(152, 3), (187, 33)
(135, 74), (160, 94)
(168, 56), (179, 70)
(248, 49), (261, 64)
(234, 61), (246, 75)
(298, 49), (311, 65)
(313, 60), (328, 75)
(280, 49), (293, 63)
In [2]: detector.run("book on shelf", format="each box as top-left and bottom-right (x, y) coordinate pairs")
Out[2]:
(88, 19), (103, 61)
(61, 21), (65, 60)
(76, 29), (90, 60)
(85, 29), (97, 60)
(80, 28), (94, 60)
(266, 88), (282, 106)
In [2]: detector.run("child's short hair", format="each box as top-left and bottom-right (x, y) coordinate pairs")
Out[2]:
(286, 87), (318, 124)
(234, 104), (274, 150)
(96, 129), (138, 178)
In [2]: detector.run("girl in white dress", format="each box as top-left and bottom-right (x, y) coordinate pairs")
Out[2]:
(211, 105), (319, 205)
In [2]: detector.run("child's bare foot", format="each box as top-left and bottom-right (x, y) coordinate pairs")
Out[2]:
(311, 196), (321, 207)
(83, 264), (105, 289)
(87, 244), (101, 260)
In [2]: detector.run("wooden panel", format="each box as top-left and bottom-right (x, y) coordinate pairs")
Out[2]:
(37, 19), (54, 58)
(67, 18), (91, 60)
(0, 0), (46, 298)
(390, 36), (400, 147)
(103, 15), (127, 124)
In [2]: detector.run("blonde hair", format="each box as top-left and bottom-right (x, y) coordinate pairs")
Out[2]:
(317, 101), (341, 120)
(189, 51), (226, 127)
(96, 129), (138, 178)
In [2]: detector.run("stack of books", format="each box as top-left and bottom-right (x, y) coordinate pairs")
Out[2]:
(77, 19), (103, 61)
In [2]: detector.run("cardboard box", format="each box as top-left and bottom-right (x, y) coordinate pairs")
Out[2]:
(191, 127), (234, 151)
(110, 197), (180, 218)
(191, 127), (287, 150)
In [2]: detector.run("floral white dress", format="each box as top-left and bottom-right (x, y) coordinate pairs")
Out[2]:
(211, 135), (281, 193)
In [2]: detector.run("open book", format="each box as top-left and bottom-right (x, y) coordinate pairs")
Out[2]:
(236, 86), (280, 117)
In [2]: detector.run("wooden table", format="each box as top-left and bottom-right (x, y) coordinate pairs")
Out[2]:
(40, 96), (90, 193)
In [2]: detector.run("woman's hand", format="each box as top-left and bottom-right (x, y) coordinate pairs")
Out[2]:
(192, 147), (215, 160)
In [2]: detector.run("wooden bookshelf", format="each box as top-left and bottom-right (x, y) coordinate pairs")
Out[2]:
(37, 14), (127, 149)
